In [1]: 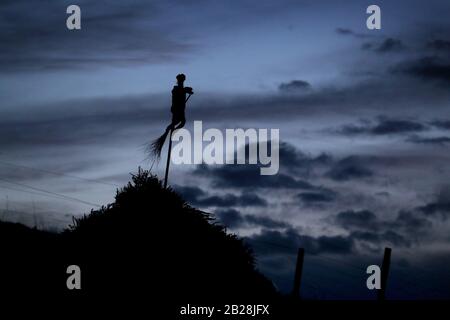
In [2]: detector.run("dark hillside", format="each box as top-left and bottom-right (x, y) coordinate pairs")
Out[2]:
(0, 169), (277, 306)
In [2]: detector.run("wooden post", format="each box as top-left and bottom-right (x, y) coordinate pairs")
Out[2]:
(292, 248), (305, 298)
(377, 247), (392, 301)
(163, 94), (191, 189)
(163, 129), (174, 189)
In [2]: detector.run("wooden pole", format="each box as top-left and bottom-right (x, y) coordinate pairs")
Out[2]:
(377, 247), (392, 301)
(163, 129), (173, 189)
(163, 94), (191, 189)
(292, 248), (305, 298)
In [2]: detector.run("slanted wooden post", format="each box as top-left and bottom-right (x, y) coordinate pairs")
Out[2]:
(163, 129), (174, 189)
(292, 248), (305, 298)
(377, 247), (392, 301)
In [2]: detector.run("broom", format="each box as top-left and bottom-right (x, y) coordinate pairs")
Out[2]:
(148, 93), (192, 160)
(149, 128), (171, 160)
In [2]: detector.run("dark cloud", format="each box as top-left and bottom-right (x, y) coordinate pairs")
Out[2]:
(278, 80), (311, 93)
(392, 56), (450, 84)
(338, 118), (428, 136)
(335, 27), (371, 39)
(390, 211), (432, 235)
(375, 191), (390, 198)
(244, 214), (289, 229)
(277, 143), (332, 177)
(215, 209), (289, 229)
(335, 28), (353, 35)
(381, 230), (412, 247)
(431, 120), (450, 130)
(427, 39), (450, 51)
(335, 210), (377, 229)
(417, 187), (450, 220)
(350, 230), (411, 247)
(297, 188), (337, 206)
(214, 209), (243, 228)
(347, 231), (379, 243)
(192, 142), (333, 189)
(175, 185), (267, 208)
(198, 193), (268, 207)
(325, 156), (373, 181)
(194, 164), (317, 189)
(247, 228), (354, 256)
(337, 124), (369, 135)
(237, 193), (268, 207)
(372, 119), (427, 134)
(406, 135), (450, 146)
(362, 38), (405, 53)
(196, 195), (239, 207)
(332, 207), (433, 248)
(173, 185), (206, 203)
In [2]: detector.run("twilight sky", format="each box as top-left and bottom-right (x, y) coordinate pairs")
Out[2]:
(1, 0), (450, 299)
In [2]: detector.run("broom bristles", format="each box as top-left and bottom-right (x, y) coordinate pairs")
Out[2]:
(148, 130), (170, 159)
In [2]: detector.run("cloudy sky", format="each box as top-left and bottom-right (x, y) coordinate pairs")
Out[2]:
(1, 0), (450, 299)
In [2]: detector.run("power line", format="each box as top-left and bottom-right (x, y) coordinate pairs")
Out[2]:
(313, 254), (367, 274)
(0, 183), (100, 209)
(0, 160), (120, 187)
(0, 184), (70, 202)
(0, 178), (101, 208)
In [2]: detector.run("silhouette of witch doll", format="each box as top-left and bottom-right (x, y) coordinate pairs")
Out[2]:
(149, 74), (193, 186)
(150, 73), (194, 158)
